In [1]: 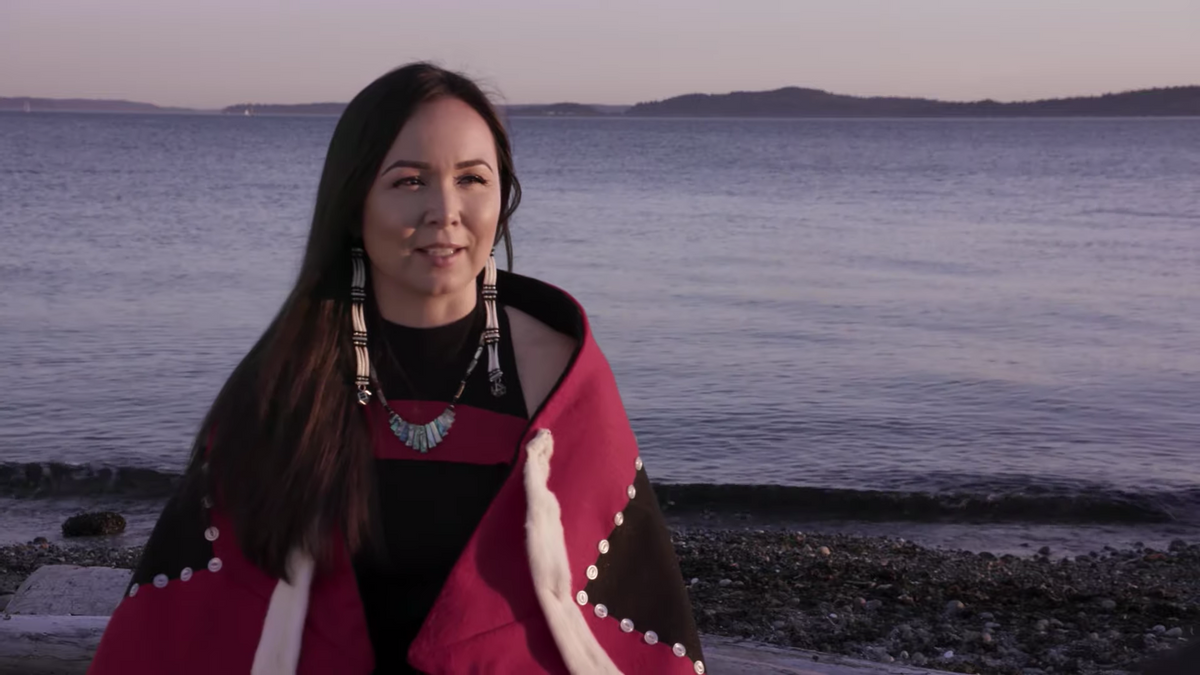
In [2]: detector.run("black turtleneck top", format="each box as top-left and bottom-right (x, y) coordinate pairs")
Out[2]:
(353, 297), (528, 674)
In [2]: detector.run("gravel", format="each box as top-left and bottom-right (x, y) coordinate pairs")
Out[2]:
(674, 529), (1199, 674)
(0, 541), (141, 597)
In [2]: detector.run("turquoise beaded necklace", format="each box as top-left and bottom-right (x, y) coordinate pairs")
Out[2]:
(369, 337), (484, 453)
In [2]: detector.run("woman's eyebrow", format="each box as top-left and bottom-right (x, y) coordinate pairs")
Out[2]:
(454, 159), (494, 171)
(380, 159), (428, 175)
(379, 159), (494, 175)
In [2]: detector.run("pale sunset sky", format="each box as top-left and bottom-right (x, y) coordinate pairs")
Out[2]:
(1, 0), (1197, 109)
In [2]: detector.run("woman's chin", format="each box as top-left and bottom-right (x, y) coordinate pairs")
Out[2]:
(408, 271), (475, 299)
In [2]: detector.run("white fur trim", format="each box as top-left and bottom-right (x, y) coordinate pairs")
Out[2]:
(524, 429), (624, 675)
(251, 548), (316, 675)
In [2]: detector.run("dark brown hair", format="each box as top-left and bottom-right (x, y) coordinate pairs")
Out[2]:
(182, 62), (522, 579)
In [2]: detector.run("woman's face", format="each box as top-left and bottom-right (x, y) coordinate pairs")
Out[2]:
(362, 96), (501, 311)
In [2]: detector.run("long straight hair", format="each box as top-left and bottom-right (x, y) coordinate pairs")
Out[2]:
(182, 63), (522, 579)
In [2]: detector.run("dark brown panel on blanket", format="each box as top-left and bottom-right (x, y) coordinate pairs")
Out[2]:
(127, 490), (215, 592)
(584, 468), (704, 663)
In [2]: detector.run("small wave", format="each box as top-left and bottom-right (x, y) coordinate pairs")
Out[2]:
(654, 483), (1200, 526)
(0, 462), (181, 499)
(6, 462), (1197, 527)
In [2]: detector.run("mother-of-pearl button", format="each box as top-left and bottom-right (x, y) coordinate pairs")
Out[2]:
(644, 631), (659, 645)
(620, 618), (634, 633)
(627, 485), (637, 500)
(128, 583), (138, 597)
(586, 565), (599, 580)
(613, 512), (624, 527)
(575, 590), (588, 606)
(635, 457), (643, 471)
(204, 526), (219, 542)
(180, 567), (193, 582)
(598, 539), (610, 554)
(153, 574), (169, 589)
(672, 643), (687, 658)
(207, 557), (223, 573)
(694, 660), (706, 674)
(594, 604), (608, 619)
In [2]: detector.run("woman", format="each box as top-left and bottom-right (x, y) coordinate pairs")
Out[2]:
(89, 63), (705, 674)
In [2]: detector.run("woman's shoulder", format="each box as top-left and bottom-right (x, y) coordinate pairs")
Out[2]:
(495, 270), (586, 339)
(505, 304), (578, 416)
(498, 270), (622, 414)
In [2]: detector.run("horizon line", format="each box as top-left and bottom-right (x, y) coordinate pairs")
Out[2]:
(3, 82), (1198, 112)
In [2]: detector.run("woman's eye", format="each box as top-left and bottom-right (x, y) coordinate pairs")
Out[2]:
(459, 174), (488, 186)
(392, 176), (422, 188)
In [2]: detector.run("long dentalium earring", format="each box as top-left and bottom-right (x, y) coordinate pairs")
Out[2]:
(351, 246), (372, 405)
(483, 250), (505, 397)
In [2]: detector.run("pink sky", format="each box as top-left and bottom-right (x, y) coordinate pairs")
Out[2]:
(2, 0), (1197, 109)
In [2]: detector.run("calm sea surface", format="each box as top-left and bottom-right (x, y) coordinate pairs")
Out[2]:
(2, 112), (1199, 549)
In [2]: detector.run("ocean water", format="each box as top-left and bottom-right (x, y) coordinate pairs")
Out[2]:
(2, 112), (1199, 552)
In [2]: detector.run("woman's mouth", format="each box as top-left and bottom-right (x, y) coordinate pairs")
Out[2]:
(416, 246), (465, 268)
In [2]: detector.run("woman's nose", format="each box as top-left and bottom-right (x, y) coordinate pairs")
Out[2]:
(423, 183), (461, 228)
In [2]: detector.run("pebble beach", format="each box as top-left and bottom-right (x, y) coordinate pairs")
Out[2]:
(3, 529), (1198, 674)
(677, 529), (1199, 674)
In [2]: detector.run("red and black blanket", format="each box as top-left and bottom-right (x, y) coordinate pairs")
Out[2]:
(89, 274), (705, 675)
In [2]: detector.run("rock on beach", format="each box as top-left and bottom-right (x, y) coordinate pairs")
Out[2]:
(61, 512), (127, 537)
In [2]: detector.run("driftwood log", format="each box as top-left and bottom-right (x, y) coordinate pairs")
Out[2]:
(0, 614), (107, 675)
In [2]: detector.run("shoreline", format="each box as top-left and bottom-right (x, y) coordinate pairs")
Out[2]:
(4, 530), (1196, 674)
(6, 473), (1199, 558)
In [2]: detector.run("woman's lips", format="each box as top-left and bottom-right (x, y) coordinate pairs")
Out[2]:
(416, 246), (464, 268)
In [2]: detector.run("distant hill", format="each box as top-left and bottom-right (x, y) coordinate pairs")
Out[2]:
(224, 102), (629, 117)
(626, 86), (1200, 118)
(506, 103), (611, 117)
(0, 97), (194, 114)
(222, 102), (346, 116)
(7, 86), (1198, 118)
